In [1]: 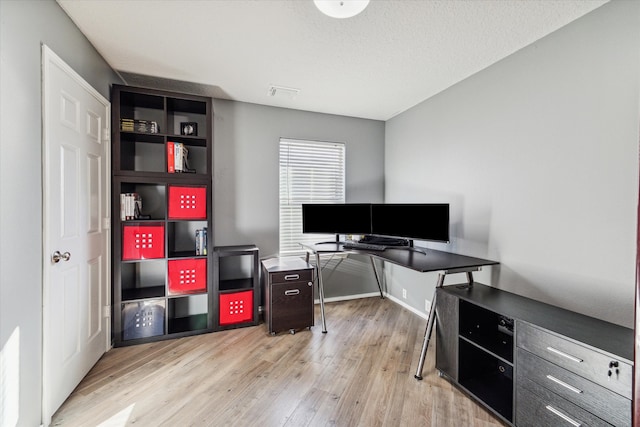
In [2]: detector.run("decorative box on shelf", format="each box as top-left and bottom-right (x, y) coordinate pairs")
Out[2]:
(168, 185), (207, 219)
(168, 258), (207, 294)
(121, 224), (165, 260)
(219, 290), (254, 326)
(122, 300), (165, 341)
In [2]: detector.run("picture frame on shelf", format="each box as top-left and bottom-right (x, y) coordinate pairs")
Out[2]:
(180, 121), (198, 136)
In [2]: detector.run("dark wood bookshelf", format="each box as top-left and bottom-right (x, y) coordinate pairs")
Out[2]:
(111, 84), (214, 347)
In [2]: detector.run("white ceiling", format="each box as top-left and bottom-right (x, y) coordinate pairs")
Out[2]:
(57, 0), (608, 121)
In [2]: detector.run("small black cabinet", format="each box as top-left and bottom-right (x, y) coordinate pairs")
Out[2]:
(458, 339), (513, 421)
(214, 245), (260, 330)
(459, 299), (514, 362)
(455, 297), (515, 423)
(262, 257), (314, 335)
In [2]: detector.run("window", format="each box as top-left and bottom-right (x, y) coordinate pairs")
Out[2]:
(279, 138), (346, 254)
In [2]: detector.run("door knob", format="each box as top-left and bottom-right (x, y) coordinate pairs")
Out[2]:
(52, 251), (71, 263)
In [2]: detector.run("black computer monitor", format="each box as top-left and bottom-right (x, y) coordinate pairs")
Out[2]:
(370, 203), (450, 242)
(301, 203), (372, 234)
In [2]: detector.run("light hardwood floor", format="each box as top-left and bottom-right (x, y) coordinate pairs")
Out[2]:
(51, 297), (506, 426)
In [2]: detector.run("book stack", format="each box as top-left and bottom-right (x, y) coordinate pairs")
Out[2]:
(167, 141), (195, 173)
(120, 118), (159, 134)
(120, 193), (142, 220)
(195, 227), (208, 255)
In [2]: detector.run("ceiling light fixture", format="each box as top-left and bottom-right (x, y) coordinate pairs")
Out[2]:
(313, 0), (370, 19)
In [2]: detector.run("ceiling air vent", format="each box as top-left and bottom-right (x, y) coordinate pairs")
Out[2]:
(267, 84), (300, 98)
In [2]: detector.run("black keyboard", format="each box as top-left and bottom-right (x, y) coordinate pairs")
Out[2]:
(342, 242), (387, 251)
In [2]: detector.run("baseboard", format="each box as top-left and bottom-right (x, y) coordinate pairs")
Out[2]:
(314, 292), (429, 320)
(314, 292), (381, 304)
(384, 293), (429, 320)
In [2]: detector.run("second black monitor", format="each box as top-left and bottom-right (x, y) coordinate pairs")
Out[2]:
(370, 203), (450, 243)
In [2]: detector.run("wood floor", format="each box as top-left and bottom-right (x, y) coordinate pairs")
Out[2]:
(51, 297), (506, 426)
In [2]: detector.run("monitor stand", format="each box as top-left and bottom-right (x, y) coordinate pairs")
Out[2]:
(317, 234), (344, 245)
(397, 240), (427, 255)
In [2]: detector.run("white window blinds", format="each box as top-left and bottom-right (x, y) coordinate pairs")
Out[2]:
(279, 138), (346, 254)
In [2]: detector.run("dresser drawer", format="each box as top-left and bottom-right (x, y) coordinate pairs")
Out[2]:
(269, 281), (314, 333)
(270, 269), (313, 284)
(517, 348), (630, 426)
(516, 321), (632, 398)
(517, 377), (613, 427)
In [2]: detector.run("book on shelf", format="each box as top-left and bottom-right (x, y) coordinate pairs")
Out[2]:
(195, 227), (207, 256)
(120, 118), (158, 134)
(167, 141), (196, 174)
(202, 227), (207, 255)
(174, 142), (183, 173)
(120, 193), (142, 220)
(167, 141), (175, 173)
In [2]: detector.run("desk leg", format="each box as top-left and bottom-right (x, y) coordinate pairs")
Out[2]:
(414, 272), (446, 380)
(369, 256), (384, 299)
(315, 251), (328, 333)
(466, 271), (474, 286)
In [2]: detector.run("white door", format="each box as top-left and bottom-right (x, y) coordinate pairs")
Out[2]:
(41, 45), (110, 425)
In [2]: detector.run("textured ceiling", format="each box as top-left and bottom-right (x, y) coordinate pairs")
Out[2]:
(57, 0), (608, 121)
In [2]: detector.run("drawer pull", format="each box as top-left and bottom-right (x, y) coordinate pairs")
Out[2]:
(546, 375), (583, 394)
(284, 274), (300, 281)
(284, 289), (300, 296)
(546, 346), (583, 363)
(545, 405), (582, 427)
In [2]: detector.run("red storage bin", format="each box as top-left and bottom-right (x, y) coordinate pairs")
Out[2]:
(168, 186), (207, 219)
(168, 258), (207, 294)
(122, 224), (165, 260)
(219, 290), (253, 325)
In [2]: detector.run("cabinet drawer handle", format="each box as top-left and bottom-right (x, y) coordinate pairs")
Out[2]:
(545, 405), (582, 427)
(284, 289), (300, 296)
(284, 274), (300, 281)
(546, 375), (583, 394)
(546, 346), (583, 363)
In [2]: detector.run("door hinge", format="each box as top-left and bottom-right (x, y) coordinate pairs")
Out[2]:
(103, 127), (111, 142)
(103, 217), (110, 230)
(103, 305), (111, 319)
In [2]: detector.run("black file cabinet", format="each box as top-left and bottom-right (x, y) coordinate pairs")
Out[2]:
(262, 257), (314, 335)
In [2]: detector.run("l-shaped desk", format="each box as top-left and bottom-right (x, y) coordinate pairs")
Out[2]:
(300, 242), (499, 380)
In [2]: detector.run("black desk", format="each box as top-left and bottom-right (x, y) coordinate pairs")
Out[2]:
(300, 242), (498, 379)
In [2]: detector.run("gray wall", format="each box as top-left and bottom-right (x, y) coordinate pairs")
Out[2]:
(0, 1), (122, 425)
(0, 6), (385, 423)
(384, 0), (640, 328)
(212, 99), (385, 298)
